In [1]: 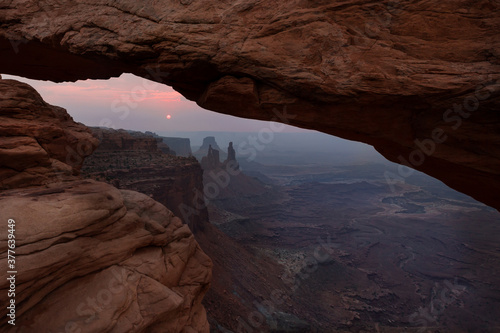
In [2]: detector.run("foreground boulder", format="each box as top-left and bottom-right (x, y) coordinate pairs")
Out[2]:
(0, 0), (499, 209)
(0, 181), (211, 332)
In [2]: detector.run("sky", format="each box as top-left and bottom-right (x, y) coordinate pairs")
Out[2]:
(3, 73), (309, 133)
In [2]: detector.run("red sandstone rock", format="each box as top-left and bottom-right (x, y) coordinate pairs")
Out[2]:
(0, 78), (212, 332)
(92, 129), (159, 152)
(0, 0), (498, 209)
(0, 181), (212, 332)
(0, 78), (99, 189)
(81, 127), (208, 232)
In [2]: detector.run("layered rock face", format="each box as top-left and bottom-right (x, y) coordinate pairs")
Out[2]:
(83, 130), (290, 331)
(92, 128), (161, 152)
(0, 181), (211, 332)
(0, 78), (212, 332)
(0, 78), (99, 189)
(0, 0), (499, 209)
(82, 127), (209, 232)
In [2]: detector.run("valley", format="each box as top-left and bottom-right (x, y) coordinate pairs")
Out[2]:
(80, 128), (500, 332)
(207, 160), (500, 332)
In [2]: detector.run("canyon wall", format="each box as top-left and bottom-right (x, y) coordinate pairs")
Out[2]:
(0, 78), (98, 189)
(0, 0), (499, 209)
(82, 127), (208, 232)
(92, 128), (160, 152)
(82, 129), (297, 331)
(195, 136), (227, 164)
(0, 77), (212, 332)
(161, 137), (192, 157)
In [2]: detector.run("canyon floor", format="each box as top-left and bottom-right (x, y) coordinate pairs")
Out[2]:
(207, 161), (500, 332)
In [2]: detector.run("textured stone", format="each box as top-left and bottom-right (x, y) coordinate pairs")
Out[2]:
(0, 78), (99, 189)
(0, 1), (499, 208)
(81, 127), (208, 232)
(0, 181), (212, 332)
(91, 128), (160, 152)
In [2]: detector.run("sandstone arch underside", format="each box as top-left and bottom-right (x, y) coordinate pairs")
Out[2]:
(1, 0), (499, 209)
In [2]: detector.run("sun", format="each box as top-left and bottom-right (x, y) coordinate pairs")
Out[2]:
(166, 114), (171, 119)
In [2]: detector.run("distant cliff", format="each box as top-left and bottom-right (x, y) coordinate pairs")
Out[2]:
(81, 131), (292, 331)
(91, 128), (160, 151)
(199, 141), (273, 218)
(200, 145), (221, 170)
(0, 78), (212, 332)
(82, 128), (208, 232)
(200, 141), (239, 172)
(161, 137), (192, 157)
(194, 136), (227, 162)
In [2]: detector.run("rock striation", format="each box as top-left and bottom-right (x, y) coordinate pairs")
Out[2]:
(82, 127), (208, 232)
(0, 181), (211, 332)
(0, 78), (99, 189)
(0, 78), (212, 332)
(1, 0), (499, 209)
(92, 128), (164, 152)
(82, 130), (288, 331)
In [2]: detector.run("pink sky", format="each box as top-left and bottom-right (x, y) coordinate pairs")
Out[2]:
(4, 74), (307, 133)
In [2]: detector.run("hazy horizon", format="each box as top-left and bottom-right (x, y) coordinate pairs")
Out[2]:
(4, 73), (388, 166)
(3, 73), (309, 133)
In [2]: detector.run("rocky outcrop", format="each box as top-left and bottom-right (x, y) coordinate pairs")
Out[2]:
(0, 181), (211, 332)
(1, 0), (499, 209)
(0, 78), (212, 332)
(92, 128), (160, 152)
(195, 137), (225, 161)
(200, 141), (240, 174)
(200, 145), (221, 171)
(82, 130), (285, 331)
(224, 142), (239, 171)
(82, 127), (208, 232)
(0, 78), (99, 189)
(157, 140), (176, 156)
(161, 137), (192, 157)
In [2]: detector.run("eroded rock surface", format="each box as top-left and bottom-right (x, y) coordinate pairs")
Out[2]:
(0, 0), (499, 208)
(0, 78), (98, 189)
(82, 127), (208, 232)
(0, 78), (212, 332)
(80, 128), (287, 331)
(0, 181), (212, 332)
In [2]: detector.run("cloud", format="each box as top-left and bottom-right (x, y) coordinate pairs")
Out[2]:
(139, 91), (182, 102)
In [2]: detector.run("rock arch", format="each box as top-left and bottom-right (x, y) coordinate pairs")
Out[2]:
(1, 0), (499, 209)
